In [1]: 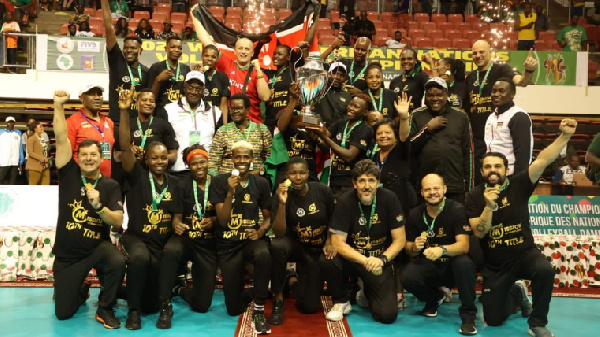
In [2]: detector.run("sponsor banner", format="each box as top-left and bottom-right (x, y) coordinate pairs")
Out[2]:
(529, 195), (600, 236)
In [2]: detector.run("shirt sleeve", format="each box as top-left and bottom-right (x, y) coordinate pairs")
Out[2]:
(405, 208), (420, 242)
(452, 202), (472, 236)
(208, 127), (225, 176)
(104, 180), (124, 212)
(465, 189), (485, 220)
(208, 175), (227, 205)
(330, 197), (352, 236)
(146, 63), (161, 91)
(588, 133), (600, 154)
(260, 123), (273, 162)
(323, 185), (336, 224)
(349, 124), (372, 151)
(508, 111), (533, 175)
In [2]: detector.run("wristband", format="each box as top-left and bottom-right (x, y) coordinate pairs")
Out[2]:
(379, 254), (389, 265)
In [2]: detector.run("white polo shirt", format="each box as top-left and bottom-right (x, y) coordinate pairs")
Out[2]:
(0, 129), (24, 166)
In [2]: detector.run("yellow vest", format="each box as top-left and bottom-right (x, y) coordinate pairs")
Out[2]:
(518, 13), (537, 41)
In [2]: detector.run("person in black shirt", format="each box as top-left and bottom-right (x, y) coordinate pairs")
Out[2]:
(51, 90), (125, 329)
(354, 11), (376, 41)
(209, 140), (272, 334)
(321, 37), (372, 95)
(200, 44), (230, 123)
(364, 62), (398, 121)
(311, 94), (373, 199)
(389, 48), (429, 112)
(327, 160), (406, 323)
(134, 19), (155, 40)
(156, 144), (217, 329)
(366, 110), (383, 127)
(263, 44), (296, 134)
(465, 118), (578, 337)
(118, 89), (183, 330)
(401, 174), (477, 335)
(148, 36), (191, 119)
(314, 62), (353, 125)
(268, 157), (337, 325)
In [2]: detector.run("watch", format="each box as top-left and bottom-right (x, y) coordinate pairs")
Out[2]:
(439, 245), (448, 256)
(379, 254), (389, 265)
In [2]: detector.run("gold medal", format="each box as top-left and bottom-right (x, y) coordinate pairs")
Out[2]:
(421, 231), (428, 238)
(365, 241), (372, 250)
(85, 183), (93, 190)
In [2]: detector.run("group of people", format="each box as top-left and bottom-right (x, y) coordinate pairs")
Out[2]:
(25, 3), (584, 337)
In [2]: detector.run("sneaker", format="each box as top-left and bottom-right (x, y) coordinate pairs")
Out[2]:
(125, 309), (141, 330)
(459, 316), (478, 335)
(252, 310), (272, 334)
(95, 306), (121, 329)
(326, 301), (352, 321)
(172, 285), (183, 298)
(441, 286), (453, 303)
(421, 292), (444, 318)
(268, 299), (285, 326)
(397, 293), (406, 311)
(512, 280), (533, 317)
(356, 288), (369, 308)
(528, 326), (555, 337)
(156, 301), (173, 329)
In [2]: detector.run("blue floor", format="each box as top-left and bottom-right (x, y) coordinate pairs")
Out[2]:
(0, 288), (598, 337)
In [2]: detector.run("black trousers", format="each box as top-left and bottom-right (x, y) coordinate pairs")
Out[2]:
(218, 239), (271, 316)
(159, 236), (218, 313)
(270, 237), (329, 314)
(323, 256), (398, 324)
(518, 40), (536, 51)
(0, 165), (18, 184)
(481, 248), (554, 327)
(53, 241), (126, 320)
(401, 255), (477, 318)
(122, 234), (162, 313)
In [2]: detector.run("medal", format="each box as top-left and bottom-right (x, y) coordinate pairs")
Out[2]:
(358, 216), (367, 226)
(81, 174), (101, 191)
(427, 230), (435, 238)
(358, 195), (377, 253)
(422, 198), (446, 240)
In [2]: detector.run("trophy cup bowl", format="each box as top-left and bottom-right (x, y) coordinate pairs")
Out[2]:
(292, 56), (330, 129)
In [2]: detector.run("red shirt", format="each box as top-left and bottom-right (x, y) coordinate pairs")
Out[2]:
(66, 110), (115, 177)
(216, 55), (267, 123)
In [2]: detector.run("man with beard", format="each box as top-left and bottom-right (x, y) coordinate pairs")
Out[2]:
(409, 77), (473, 204)
(148, 36), (191, 119)
(321, 37), (372, 95)
(401, 174), (477, 335)
(313, 62), (353, 125)
(465, 118), (578, 337)
(327, 159), (406, 323)
(484, 78), (533, 176)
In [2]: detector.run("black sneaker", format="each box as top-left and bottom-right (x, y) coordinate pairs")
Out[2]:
(459, 316), (478, 335)
(95, 306), (121, 329)
(156, 301), (173, 329)
(511, 280), (533, 317)
(252, 310), (272, 334)
(125, 309), (141, 330)
(268, 299), (285, 326)
(421, 292), (444, 318)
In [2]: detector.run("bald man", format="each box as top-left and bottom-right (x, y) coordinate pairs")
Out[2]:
(466, 40), (537, 184)
(321, 36), (372, 96)
(191, 9), (271, 124)
(401, 174), (477, 335)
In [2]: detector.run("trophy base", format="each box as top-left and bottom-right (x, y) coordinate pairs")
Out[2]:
(292, 114), (321, 130)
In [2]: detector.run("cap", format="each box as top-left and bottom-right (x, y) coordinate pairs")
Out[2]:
(5, 116), (15, 123)
(79, 83), (104, 96)
(185, 71), (205, 83)
(329, 62), (347, 73)
(424, 77), (448, 90)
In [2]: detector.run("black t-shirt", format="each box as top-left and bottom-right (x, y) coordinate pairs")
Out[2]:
(272, 182), (335, 249)
(108, 44), (149, 123)
(372, 141), (417, 212)
(277, 111), (318, 176)
(178, 175), (217, 244)
(406, 199), (471, 262)
(354, 19), (376, 41)
(364, 88), (398, 119)
(330, 188), (405, 258)
(328, 119), (373, 187)
(124, 163), (182, 251)
(265, 67), (293, 128)
(114, 116), (179, 151)
(465, 63), (518, 140)
(314, 87), (352, 126)
(341, 58), (368, 91)
(53, 159), (123, 261)
(448, 81), (468, 110)
(147, 60), (191, 119)
(209, 174), (272, 247)
(465, 171), (536, 270)
(204, 69), (231, 112)
(389, 72), (429, 112)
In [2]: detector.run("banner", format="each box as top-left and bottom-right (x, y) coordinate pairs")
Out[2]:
(529, 195), (600, 236)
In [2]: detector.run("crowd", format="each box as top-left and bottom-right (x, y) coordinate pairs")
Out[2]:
(0, 2), (598, 337)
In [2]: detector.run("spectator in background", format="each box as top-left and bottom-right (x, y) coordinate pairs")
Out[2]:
(515, 2), (536, 51)
(0, 116), (25, 184)
(535, 5), (549, 36)
(420, 0), (432, 17)
(586, 1), (600, 25)
(1, 11), (20, 73)
(354, 11), (375, 42)
(114, 17), (130, 38)
(339, 0), (355, 19)
(69, 6), (89, 24)
(22, 117), (50, 182)
(76, 20), (95, 37)
(172, 0), (186, 13)
(68, 23), (77, 36)
(26, 122), (50, 185)
(585, 133), (600, 185)
(386, 31), (408, 49)
(110, 0), (130, 19)
(554, 153), (586, 184)
(558, 14), (588, 51)
(180, 24), (198, 41)
(40, 0), (53, 11)
(157, 21), (177, 40)
(135, 18), (154, 39)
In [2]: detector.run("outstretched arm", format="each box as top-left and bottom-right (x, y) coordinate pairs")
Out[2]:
(53, 91), (72, 169)
(118, 85), (136, 173)
(190, 4), (216, 47)
(528, 118), (577, 184)
(101, 0), (117, 50)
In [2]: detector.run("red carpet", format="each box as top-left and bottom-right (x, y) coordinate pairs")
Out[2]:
(235, 296), (352, 337)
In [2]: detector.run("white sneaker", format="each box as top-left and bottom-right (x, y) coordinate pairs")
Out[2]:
(356, 288), (369, 308)
(397, 293), (407, 311)
(440, 286), (453, 303)
(326, 301), (352, 321)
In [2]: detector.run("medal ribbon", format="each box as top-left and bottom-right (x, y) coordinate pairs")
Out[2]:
(349, 61), (367, 85)
(79, 110), (105, 140)
(193, 179), (210, 219)
(368, 88), (384, 112)
(136, 116), (153, 148)
(149, 172), (169, 212)
(358, 195), (377, 236)
(341, 121), (361, 148)
(476, 63), (493, 95)
(422, 198), (446, 236)
(81, 174), (101, 190)
(165, 60), (181, 82)
(127, 64), (142, 86)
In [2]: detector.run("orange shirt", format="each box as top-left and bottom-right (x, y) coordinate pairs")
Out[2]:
(66, 110), (115, 177)
(1, 21), (21, 49)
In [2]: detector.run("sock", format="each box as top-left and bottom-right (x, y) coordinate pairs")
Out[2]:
(254, 303), (265, 312)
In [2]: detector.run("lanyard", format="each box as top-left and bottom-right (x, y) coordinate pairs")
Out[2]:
(341, 121), (361, 148)
(270, 67), (287, 88)
(127, 64), (142, 86)
(358, 195), (377, 235)
(232, 121), (255, 141)
(367, 143), (379, 160)
(349, 61), (367, 85)
(149, 172), (169, 212)
(185, 100), (200, 129)
(422, 198), (446, 238)
(81, 174), (101, 190)
(476, 63), (493, 95)
(193, 179), (210, 219)
(368, 88), (384, 112)
(79, 110), (105, 140)
(136, 117), (153, 148)
(165, 60), (181, 82)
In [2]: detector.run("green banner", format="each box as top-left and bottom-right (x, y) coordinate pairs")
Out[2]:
(529, 195), (600, 236)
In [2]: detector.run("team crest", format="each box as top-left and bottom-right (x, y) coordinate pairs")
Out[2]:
(296, 208), (306, 217)
(163, 192), (172, 201)
(308, 203), (318, 214)
(242, 194), (252, 203)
